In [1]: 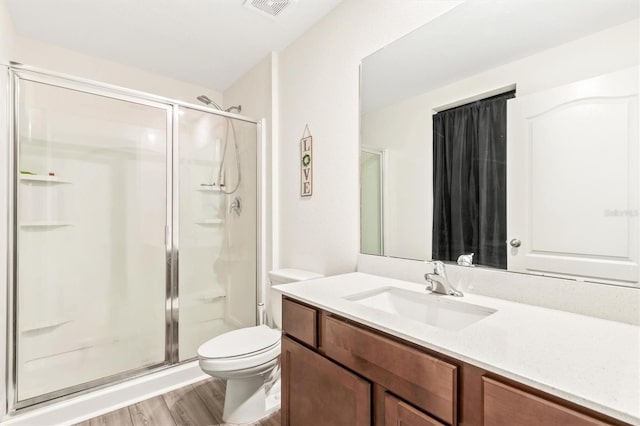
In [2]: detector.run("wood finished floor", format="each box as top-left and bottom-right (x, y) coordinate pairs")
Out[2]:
(73, 378), (280, 426)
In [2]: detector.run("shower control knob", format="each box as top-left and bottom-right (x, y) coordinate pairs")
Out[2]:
(509, 238), (522, 248)
(230, 196), (242, 215)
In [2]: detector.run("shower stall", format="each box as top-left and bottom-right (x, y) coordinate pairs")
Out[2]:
(5, 65), (261, 412)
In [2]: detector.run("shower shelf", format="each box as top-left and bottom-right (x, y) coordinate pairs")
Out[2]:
(20, 221), (73, 228)
(22, 319), (72, 333)
(195, 219), (224, 225)
(19, 175), (71, 184)
(196, 186), (222, 192)
(197, 288), (227, 303)
(183, 288), (226, 307)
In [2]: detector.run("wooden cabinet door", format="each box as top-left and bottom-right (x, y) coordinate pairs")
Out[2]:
(321, 315), (457, 424)
(483, 377), (612, 426)
(281, 335), (371, 426)
(385, 393), (446, 426)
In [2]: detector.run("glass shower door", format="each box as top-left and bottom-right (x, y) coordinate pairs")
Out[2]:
(15, 77), (170, 403)
(177, 107), (257, 360)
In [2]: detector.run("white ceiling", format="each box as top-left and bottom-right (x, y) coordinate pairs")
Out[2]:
(6, 0), (342, 91)
(361, 0), (639, 112)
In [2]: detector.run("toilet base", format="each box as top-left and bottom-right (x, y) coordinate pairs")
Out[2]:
(223, 376), (280, 424)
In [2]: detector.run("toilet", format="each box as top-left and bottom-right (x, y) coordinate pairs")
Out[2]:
(198, 269), (323, 424)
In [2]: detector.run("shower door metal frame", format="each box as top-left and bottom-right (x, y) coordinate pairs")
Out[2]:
(7, 68), (175, 412)
(4, 64), (263, 416)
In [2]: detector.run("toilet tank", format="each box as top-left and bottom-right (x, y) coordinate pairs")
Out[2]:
(269, 269), (323, 329)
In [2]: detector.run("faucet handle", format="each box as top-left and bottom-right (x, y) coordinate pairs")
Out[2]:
(426, 260), (446, 276)
(457, 253), (475, 267)
(424, 274), (435, 291)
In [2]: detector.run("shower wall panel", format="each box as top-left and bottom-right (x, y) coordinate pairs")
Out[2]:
(225, 121), (258, 329)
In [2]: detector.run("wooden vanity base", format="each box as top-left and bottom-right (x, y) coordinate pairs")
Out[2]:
(280, 297), (631, 426)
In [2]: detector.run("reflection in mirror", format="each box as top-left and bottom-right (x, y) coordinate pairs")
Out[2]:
(360, 0), (639, 287)
(432, 91), (514, 270)
(360, 147), (385, 256)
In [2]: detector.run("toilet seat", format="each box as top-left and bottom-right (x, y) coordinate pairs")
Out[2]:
(198, 325), (281, 373)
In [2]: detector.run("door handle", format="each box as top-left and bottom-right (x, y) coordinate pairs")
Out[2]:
(509, 239), (522, 248)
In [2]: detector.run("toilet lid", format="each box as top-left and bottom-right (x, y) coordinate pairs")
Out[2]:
(197, 325), (280, 359)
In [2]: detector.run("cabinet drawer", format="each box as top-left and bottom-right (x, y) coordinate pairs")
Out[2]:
(385, 393), (446, 426)
(483, 377), (613, 426)
(282, 298), (317, 348)
(321, 315), (457, 425)
(281, 336), (371, 426)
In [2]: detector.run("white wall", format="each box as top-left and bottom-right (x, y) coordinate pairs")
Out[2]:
(362, 19), (639, 261)
(0, 0), (14, 63)
(224, 53), (274, 122)
(12, 36), (223, 104)
(277, 0), (462, 276)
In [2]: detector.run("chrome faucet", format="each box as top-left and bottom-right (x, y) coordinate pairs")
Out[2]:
(424, 261), (463, 297)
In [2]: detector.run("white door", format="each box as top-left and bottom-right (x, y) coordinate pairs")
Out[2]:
(507, 67), (639, 284)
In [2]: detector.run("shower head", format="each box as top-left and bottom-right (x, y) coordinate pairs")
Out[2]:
(196, 95), (241, 115)
(196, 95), (223, 110)
(197, 95), (212, 104)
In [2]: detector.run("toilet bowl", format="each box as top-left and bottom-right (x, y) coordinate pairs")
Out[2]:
(198, 269), (323, 424)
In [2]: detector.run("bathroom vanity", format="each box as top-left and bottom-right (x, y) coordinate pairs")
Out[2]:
(275, 273), (639, 426)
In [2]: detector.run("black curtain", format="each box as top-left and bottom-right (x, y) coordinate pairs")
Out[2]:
(432, 91), (514, 269)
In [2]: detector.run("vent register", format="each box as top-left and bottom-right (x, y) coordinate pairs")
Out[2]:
(245, 0), (292, 18)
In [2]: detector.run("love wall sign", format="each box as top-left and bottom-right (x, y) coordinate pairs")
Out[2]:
(300, 128), (313, 197)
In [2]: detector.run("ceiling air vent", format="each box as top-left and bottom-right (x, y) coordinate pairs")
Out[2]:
(244, 0), (292, 18)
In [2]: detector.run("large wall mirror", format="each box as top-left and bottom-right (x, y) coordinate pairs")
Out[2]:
(360, 0), (639, 288)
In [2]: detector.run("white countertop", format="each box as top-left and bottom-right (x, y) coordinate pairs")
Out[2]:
(273, 272), (640, 425)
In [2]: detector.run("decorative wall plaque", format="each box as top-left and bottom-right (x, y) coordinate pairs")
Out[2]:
(300, 126), (313, 197)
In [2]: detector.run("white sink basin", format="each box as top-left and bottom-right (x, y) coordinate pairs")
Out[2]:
(344, 287), (496, 331)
